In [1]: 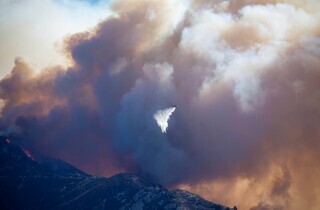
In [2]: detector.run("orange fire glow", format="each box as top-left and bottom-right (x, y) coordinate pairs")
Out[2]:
(22, 148), (35, 161)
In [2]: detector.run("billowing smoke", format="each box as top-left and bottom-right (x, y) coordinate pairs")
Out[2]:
(154, 106), (176, 133)
(1, 0), (320, 209)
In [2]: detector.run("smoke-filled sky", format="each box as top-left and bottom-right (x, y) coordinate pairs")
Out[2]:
(0, 0), (111, 77)
(1, 0), (320, 209)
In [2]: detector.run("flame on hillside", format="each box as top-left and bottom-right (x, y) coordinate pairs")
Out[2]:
(22, 148), (35, 161)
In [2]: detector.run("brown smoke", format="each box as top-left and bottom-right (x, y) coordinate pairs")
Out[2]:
(1, 0), (320, 209)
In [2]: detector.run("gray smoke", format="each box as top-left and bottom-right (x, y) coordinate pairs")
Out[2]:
(1, 0), (320, 209)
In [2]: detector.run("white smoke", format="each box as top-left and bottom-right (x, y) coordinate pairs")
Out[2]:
(1, 0), (320, 209)
(154, 106), (177, 133)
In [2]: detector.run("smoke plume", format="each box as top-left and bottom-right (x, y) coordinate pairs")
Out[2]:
(1, 0), (320, 209)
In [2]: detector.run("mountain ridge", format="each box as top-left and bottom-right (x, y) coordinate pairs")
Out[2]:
(0, 136), (237, 210)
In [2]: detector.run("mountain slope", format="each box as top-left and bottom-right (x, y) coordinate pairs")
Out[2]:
(0, 137), (236, 210)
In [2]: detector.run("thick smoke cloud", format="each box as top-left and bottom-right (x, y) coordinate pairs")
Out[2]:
(1, 0), (320, 209)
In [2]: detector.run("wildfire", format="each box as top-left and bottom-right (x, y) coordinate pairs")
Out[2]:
(22, 148), (35, 161)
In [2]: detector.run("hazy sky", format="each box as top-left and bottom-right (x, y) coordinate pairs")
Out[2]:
(1, 1), (320, 210)
(0, 0), (111, 77)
